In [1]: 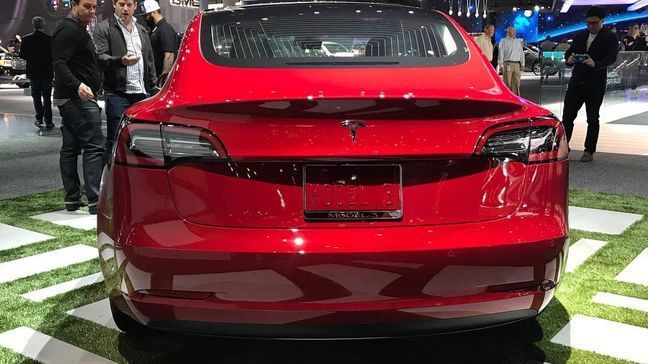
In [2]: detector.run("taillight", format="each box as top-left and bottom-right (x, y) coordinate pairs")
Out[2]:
(475, 116), (568, 163)
(114, 119), (228, 168)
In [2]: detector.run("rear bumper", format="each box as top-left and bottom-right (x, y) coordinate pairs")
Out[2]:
(100, 223), (567, 336)
(98, 160), (568, 337)
(149, 310), (538, 338)
(111, 285), (538, 338)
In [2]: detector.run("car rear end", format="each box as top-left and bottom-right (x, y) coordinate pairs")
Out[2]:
(0, 50), (26, 76)
(98, 2), (568, 338)
(0, 49), (15, 76)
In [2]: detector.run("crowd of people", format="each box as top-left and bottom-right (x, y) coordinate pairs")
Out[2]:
(17, 0), (177, 213)
(473, 6), (619, 163)
(621, 23), (648, 51)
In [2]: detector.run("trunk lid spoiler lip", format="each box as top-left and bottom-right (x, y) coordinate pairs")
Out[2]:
(129, 94), (547, 123)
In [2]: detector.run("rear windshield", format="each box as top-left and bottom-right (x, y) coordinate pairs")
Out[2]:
(200, 2), (468, 67)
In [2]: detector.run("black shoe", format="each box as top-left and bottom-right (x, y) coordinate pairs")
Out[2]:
(65, 200), (87, 211)
(45, 123), (55, 130)
(34, 120), (44, 128)
(88, 201), (98, 215)
(66, 201), (81, 211)
(580, 151), (594, 162)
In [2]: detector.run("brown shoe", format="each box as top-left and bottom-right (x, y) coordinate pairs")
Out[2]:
(580, 152), (594, 162)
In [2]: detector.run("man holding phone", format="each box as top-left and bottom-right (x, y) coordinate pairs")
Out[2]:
(93, 0), (156, 162)
(562, 6), (618, 162)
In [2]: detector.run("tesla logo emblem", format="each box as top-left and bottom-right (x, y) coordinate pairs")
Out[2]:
(341, 120), (366, 144)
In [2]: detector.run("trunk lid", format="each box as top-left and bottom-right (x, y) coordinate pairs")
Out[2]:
(159, 98), (529, 228)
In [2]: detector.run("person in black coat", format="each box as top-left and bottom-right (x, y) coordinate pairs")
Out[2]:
(562, 6), (619, 162)
(19, 16), (55, 129)
(51, 0), (105, 213)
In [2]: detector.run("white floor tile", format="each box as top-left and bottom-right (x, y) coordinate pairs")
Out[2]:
(616, 248), (648, 286)
(565, 239), (607, 273)
(21, 273), (104, 302)
(31, 210), (96, 230)
(569, 206), (643, 235)
(67, 298), (120, 331)
(0, 245), (97, 284)
(593, 292), (648, 313)
(0, 223), (54, 251)
(0, 326), (115, 364)
(551, 314), (648, 363)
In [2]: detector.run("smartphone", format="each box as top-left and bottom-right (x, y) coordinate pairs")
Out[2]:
(572, 54), (589, 63)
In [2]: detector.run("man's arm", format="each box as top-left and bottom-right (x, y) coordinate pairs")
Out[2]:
(497, 40), (504, 69)
(518, 41), (525, 69)
(18, 38), (28, 60)
(141, 30), (157, 93)
(93, 22), (124, 69)
(159, 26), (177, 76)
(162, 52), (174, 75)
(564, 41), (575, 66)
(52, 26), (82, 94)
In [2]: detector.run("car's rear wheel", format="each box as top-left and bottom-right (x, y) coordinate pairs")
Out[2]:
(110, 298), (145, 333)
(532, 61), (541, 75)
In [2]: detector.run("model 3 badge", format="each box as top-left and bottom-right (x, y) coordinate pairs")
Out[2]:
(341, 120), (366, 144)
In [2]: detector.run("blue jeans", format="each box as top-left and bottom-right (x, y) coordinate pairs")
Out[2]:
(58, 100), (105, 205)
(30, 78), (53, 124)
(104, 90), (147, 159)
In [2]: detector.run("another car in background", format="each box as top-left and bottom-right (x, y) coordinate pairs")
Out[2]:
(523, 43), (558, 76)
(491, 42), (558, 76)
(0, 45), (29, 88)
(0, 46), (26, 76)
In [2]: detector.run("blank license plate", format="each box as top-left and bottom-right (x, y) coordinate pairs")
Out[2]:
(304, 165), (402, 221)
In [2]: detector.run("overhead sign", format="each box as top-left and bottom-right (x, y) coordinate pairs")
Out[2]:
(170, 0), (200, 7)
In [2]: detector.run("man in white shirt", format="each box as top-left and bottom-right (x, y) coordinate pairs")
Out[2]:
(93, 0), (156, 163)
(474, 24), (494, 62)
(498, 27), (525, 95)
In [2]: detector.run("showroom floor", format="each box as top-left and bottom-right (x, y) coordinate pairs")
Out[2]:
(0, 189), (646, 363)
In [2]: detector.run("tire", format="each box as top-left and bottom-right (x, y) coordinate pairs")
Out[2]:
(110, 298), (145, 333)
(532, 62), (541, 76)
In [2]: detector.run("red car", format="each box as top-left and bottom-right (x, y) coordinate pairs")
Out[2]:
(98, 1), (569, 338)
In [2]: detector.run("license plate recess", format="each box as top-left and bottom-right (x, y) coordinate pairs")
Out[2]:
(303, 164), (402, 221)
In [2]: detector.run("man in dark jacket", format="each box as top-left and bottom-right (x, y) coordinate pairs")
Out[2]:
(93, 0), (156, 160)
(141, 0), (177, 85)
(562, 6), (619, 162)
(19, 16), (54, 129)
(51, 0), (105, 213)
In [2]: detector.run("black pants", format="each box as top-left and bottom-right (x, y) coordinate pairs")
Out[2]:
(104, 90), (147, 159)
(58, 100), (105, 206)
(561, 84), (606, 154)
(30, 77), (53, 124)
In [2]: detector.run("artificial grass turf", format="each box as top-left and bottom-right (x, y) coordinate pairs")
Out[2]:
(0, 188), (645, 363)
